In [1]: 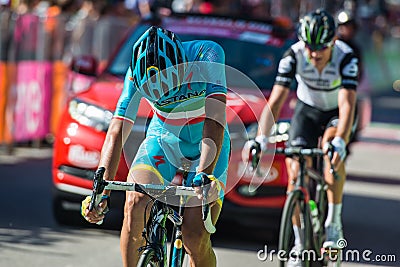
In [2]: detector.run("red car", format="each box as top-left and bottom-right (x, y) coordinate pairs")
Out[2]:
(52, 13), (370, 229)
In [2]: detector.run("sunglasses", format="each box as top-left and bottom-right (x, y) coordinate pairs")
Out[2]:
(305, 41), (333, 52)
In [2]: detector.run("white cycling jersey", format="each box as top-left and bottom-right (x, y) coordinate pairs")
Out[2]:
(275, 39), (359, 111)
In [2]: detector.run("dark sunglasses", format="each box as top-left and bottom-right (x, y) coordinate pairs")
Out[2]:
(305, 42), (333, 52)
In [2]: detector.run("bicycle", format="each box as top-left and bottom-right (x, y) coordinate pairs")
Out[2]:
(249, 143), (340, 267)
(88, 166), (216, 267)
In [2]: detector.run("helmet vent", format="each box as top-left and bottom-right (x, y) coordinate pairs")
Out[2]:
(149, 69), (157, 83)
(166, 42), (176, 66)
(176, 46), (183, 65)
(158, 36), (164, 51)
(140, 57), (145, 76)
(161, 81), (169, 96)
(133, 45), (140, 64)
(141, 39), (147, 54)
(172, 73), (178, 89)
(133, 75), (139, 88)
(160, 56), (166, 72)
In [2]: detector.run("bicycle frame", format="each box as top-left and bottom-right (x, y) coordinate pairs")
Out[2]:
(88, 167), (216, 267)
(249, 139), (338, 266)
(139, 188), (189, 267)
(273, 146), (335, 266)
(291, 150), (328, 256)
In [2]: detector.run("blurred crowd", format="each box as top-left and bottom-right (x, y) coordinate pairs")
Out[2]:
(0, 0), (398, 61)
(0, 0), (399, 64)
(0, 0), (399, 149)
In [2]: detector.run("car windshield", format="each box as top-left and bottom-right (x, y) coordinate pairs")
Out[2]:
(107, 24), (293, 90)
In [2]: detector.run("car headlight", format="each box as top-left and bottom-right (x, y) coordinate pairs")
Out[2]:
(68, 98), (113, 132)
(269, 121), (290, 143)
(245, 121), (290, 143)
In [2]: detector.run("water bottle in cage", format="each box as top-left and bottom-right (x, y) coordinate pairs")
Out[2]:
(309, 200), (321, 234)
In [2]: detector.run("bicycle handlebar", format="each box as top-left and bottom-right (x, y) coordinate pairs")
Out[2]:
(272, 146), (339, 179)
(88, 168), (216, 233)
(247, 143), (338, 179)
(273, 147), (325, 157)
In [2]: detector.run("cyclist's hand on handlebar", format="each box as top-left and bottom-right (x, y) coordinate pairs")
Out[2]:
(192, 172), (220, 204)
(241, 135), (268, 163)
(242, 139), (257, 163)
(323, 137), (347, 171)
(81, 195), (109, 224)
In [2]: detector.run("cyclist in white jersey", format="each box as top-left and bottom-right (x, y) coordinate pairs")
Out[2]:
(243, 9), (359, 256)
(81, 26), (229, 267)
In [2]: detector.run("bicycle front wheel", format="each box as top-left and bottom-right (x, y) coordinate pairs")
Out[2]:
(278, 190), (312, 267)
(137, 248), (162, 267)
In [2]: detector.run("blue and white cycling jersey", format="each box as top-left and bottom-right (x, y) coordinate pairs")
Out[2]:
(113, 40), (230, 200)
(114, 40), (228, 143)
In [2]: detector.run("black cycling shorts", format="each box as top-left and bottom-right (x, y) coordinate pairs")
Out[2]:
(287, 100), (357, 148)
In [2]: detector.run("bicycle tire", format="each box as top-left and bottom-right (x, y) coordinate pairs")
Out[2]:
(278, 190), (312, 267)
(137, 248), (162, 267)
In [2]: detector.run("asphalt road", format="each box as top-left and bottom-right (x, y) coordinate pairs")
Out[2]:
(0, 127), (399, 267)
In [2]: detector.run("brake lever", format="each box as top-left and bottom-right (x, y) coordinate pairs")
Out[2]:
(326, 143), (340, 180)
(249, 141), (261, 173)
(89, 167), (106, 211)
(201, 174), (212, 222)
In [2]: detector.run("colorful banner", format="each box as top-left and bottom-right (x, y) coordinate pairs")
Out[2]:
(51, 60), (68, 135)
(13, 61), (52, 142)
(0, 62), (7, 143)
(0, 62), (15, 145)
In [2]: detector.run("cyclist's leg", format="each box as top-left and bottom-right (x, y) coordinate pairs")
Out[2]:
(286, 101), (322, 191)
(120, 135), (177, 267)
(181, 132), (230, 267)
(286, 101), (325, 250)
(321, 125), (346, 204)
(321, 112), (357, 205)
(320, 113), (356, 249)
(182, 199), (221, 267)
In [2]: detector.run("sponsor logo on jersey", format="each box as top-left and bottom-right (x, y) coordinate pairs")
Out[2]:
(155, 89), (206, 106)
(153, 155), (166, 168)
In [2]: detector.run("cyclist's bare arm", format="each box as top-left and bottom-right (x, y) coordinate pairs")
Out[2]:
(196, 94), (226, 200)
(241, 84), (290, 163)
(99, 118), (134, 195)
(198, 94), (226, 175)
(336, 88), (357, 143)
(326, 88), (356, 168)
(83, 118), (133, 223)
(258, 84), (289, 137)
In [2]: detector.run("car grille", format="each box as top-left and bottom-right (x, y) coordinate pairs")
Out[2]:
(59, 165), (95, 180)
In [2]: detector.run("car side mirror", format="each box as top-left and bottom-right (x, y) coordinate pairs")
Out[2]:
(68, 55), (98, 95)
(70, 55), (98, 76)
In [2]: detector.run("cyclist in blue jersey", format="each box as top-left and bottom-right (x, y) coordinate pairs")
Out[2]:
(82, 26), (230, 267)
(242, 9), (359, 265)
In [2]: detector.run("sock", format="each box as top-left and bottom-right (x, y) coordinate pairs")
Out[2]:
(293, 225), (304, 247)
(325, 203), (342, 227)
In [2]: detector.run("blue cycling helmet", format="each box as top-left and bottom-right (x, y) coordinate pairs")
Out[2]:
(298, 9), (336, 50)
(131, 26), (187, 102)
